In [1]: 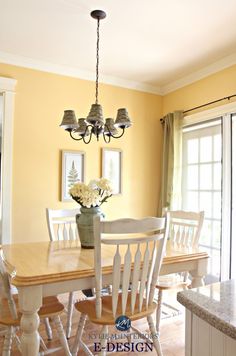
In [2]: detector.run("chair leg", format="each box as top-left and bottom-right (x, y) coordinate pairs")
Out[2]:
(66, 291), (74, 339)
(72, 313), (87, 356)
(14, 333), (22, 353)
(0, 325), (7, 336)
(44, 317), (53, 340)
(147, 315), (163, 356)
(40, 335), (48, 352)
(156, 289), (163, 336)
(99, 325), (108, 356)
(53, 315), (71, 356)
(183, 271), (188, 282)
(107, 285), (112, 295)
(3, 326), (14, 356)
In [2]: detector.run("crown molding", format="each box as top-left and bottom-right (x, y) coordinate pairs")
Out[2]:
(1, 50), (236, 96)
(161, 52), (236, 95)
(100, 73), (162, 95)
(0, 51), (162, 95)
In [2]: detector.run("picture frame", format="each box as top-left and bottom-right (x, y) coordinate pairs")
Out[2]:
(61, 150), (85, 201)
(102, 148), (122, 195)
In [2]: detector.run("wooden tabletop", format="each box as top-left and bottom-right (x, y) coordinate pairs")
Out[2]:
(2, 240), (208, 287)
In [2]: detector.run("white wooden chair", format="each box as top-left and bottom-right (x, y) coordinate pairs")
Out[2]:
(0, 250), (71, 355)
(155, 210), (204, 334)
(46, 208), (80, 242)
(46, 208), (80, 339)
(72, 214), (169, 356)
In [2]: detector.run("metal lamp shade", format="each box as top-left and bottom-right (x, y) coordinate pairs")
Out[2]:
(60, 110), (78, 131)
(74, 118), (90, 136)
(104, 118), (118, 136)
(86, 104), (104, 125)
(115, 108), (132, 128)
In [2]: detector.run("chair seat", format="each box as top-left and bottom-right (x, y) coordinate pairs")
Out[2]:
(156, 273), (190, 290)
(0, 295), (64, 326)
(75, 293), (157, 325)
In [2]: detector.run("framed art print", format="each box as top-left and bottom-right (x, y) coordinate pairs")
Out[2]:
(61, 150), (85, 201)
(102, 148), (122, 195)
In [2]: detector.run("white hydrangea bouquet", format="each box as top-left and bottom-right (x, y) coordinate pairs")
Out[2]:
(69, 178), (113, 208)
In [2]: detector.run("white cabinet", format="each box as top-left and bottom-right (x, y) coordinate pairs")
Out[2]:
(186, 310), (236, 356)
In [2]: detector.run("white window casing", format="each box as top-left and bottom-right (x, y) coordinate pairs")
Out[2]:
(0, 77), (17, 244)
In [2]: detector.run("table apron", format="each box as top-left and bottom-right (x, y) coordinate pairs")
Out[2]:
(161, 259), (207, 276)
(34, 258), (207, 297)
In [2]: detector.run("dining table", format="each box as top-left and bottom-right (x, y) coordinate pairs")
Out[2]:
(2, 239), (209, 356)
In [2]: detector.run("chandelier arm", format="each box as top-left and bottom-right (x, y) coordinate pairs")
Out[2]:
(103, 131), (111, 143)
(82, 131), (93, 144)
(81, 125), (93, 144)
(69, 130), (83, 141)
(111, 127), (125, 138)
(104, 125), (125, 139)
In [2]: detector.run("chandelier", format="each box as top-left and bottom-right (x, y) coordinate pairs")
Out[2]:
(60, 10), (132, 144)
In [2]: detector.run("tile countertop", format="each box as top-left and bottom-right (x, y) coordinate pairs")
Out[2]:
(177, 279), (236, 340)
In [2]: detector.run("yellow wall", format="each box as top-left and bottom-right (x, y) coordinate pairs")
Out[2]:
(163, 64), (236, 115)
(2, 61), (236, 243)
(0, 63), (163, 243)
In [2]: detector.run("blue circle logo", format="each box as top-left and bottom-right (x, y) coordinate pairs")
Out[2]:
(115, 315), (131, 331)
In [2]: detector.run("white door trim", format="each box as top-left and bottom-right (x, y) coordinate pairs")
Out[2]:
(0, 77), (17, 244)
(221, 115), (232, 281)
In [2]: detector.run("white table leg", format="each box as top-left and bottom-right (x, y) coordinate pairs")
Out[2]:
(189, 258), (209, 288)
(18, 285), (42, 356)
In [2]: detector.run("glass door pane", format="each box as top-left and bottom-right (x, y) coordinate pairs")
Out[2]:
(182, 122), (222, 283)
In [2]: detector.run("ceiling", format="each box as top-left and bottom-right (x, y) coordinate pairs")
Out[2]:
(1, 0), (236, 94)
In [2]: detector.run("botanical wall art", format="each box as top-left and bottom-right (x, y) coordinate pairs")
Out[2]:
(61, 150), (85, 201)
(102, 148), (122, 195)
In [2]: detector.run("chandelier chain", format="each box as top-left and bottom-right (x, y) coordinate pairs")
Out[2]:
(95, 18), (100, 104)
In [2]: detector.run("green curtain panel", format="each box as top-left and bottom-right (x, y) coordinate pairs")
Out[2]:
(158, 111), (183, 215)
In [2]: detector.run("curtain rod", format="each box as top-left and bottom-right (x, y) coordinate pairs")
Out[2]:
(183, 93), (236, 114)
(160, 93), (236, 122)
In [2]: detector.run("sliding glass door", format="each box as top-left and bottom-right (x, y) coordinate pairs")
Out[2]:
(182, 120), (222, 283)
(181, 109), (236, 282)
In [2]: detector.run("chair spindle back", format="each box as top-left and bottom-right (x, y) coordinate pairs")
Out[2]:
(93, 215), (169, 319)
(46, 208), (80, 241)
(168, 210), (204, 248)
